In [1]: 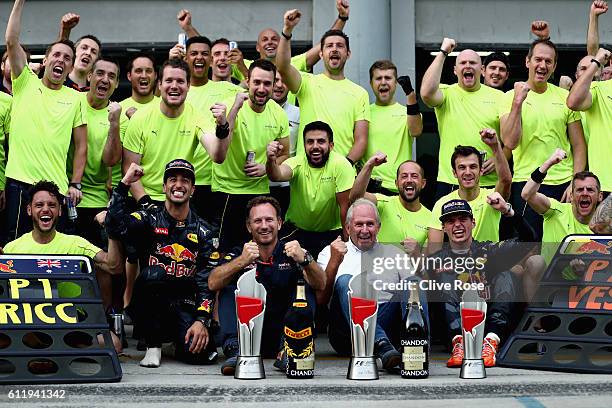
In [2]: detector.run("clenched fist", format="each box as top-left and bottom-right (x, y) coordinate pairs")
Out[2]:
(440, 38), (456, 54)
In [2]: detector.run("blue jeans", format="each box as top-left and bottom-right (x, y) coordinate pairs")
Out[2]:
(328, 274), (430, 356)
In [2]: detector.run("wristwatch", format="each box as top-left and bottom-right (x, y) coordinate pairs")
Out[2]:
(69, 182), (82, 191)
(197, 316), (212, 328)
(299, 250), (314, 267)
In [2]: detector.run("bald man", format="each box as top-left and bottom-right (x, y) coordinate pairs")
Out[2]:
(421, 38), (504, 200)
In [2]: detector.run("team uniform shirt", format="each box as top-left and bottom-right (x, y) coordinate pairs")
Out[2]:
(0, 92), (11, 190)
(542, 198), (591, 264)
(366, 103), (412, 192)
(111, 96), (160, 186)
(270, 101), (300, 189)
(429, 188), (501, 242)
(80, 95), (112, 208)
(7, 66), (87, 194)
(123, 103), (213, 201)
(295, 72), (370, 158)
(232, 53), (307, 105)
(3, 231), (101, 259)
(583, 80), (612, 191)
(284, 151), (355, 232)
(186, 81), (243, 185)
(434, 84), (503, 186)
(375, 194), (431, 245)
(212, 101), (289, 195)
(500, 84), (581, 185)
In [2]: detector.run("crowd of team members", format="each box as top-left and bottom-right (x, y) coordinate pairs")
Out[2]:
(0, 0), (611, 373)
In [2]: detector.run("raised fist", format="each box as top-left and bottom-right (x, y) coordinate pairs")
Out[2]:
(267, 141), (283, 161)
(558, 76), (574, 91)
(61, 13), (80, 30)
(232, 93), (249, 111)
(440, 38), (456, 54)
(126, 107), (138, 119)
(330, 236), (348, 263)
(547, 148), (567, 166)
(240, 241), (260, 265)
(367, 151), (387, 167)
(210, 103), (227, 126)
(486, 192), (508, 212)
(479, 128), (498, 147)
(513, 81), (530, 104)
(336, 0), (350, 18)
(396, 75), (414, 95)
(591, 0), (608, 16)
(531, 20), (550, 39)
(107, 101), (122, 123)
(122, 163), (144, 185)
(283, 9), (302, 32)
(595, 48), (612, 66)
(177, 9), (192, 30)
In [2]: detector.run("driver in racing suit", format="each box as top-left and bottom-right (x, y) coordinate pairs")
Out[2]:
(106, 159), (218, 368)
(424, 193), (536, 368)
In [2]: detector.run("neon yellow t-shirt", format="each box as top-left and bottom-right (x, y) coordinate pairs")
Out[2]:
(80, 96), (111, 208)
(3, 231), (101, 259)
(212, 101), (289, 194)
(584, 80), (612, 191)
(295, 72), (370, 158)
(7, 66), (87, 194)
(186, 81), (243, 185)
(123, 102), (212, 201)
(110, 96), (161, 186)
(542, 198), (591, 263)
(0, 92), (11, 190)
(500, 84), (581, 184)
(375, 194), (431, 245)
(433, 83), (502, 186)
(429, 187), (501, 242)
(366, 103), (412, 192)
(232, 53), (307, 105)
(285, 151), (355, 231)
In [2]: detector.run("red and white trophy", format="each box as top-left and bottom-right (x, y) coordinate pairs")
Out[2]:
(234, 269), (267, 380)
(347, 273), (379, 380)
(460, 289), (488, 379)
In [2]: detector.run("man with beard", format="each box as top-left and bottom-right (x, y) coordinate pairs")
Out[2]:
(366, 60), (422, 195)
(522, 149), (602, 264)
(105, 160), (218, 368)
(421, 38), (504, 200)
(169, 36), (244, 225)
(428, 130), (512, 252)
(209, 196), (325, 375)
(567, 48), (612, 196)
(350, 153), (430, 250)
(56, 13), (101, 92)
(4, 0), (87, 242)
(482, 52), (510, 91)
(212, 59), (289, 251)
(267, 121), (354, 256)
(500, 39), (586, 241)
(277, 9), (369, 165)
(122, 58), (233, 208)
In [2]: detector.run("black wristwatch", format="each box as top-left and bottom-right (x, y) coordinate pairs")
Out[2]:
(69, 182), (82, 191)
(299, 250), (314, 267)
(197, 316), (212, 328)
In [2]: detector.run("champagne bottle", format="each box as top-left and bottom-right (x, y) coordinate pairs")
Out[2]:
(400, 283), (429, 379)
(283, 278), (315, 379)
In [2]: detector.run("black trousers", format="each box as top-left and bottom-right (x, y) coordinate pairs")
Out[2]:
(280, 222), (342, 259)
(131, 266), (217, 364)
(215, 192), (266, 252)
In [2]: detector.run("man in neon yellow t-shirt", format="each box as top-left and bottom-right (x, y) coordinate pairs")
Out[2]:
(365, 60), (422, 194)
(0, 92), (10, 245)
(567, 47), (611, 194)
(500, 39), (586, 241)
(350, 153), (431, 251)
(4, 0), (87, 242)
(76, 58), (122, 247)
(212, 60), (289, 251)
(277, 9), (370, 165)
(521, 149), (602, 291)
(122, 58), (233, 208)
(428, 130), (512, 253)
(421, 37), (504, 200)
(267, 121), (353, 257)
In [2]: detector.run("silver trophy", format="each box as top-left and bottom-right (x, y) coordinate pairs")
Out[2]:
(347, 273), (379, 380)
(459, 289), (488, 379)
(234, 269), (267, 380)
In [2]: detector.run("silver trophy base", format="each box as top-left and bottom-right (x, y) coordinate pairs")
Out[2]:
(347, 356), (379, 380)
(460, 358), (486, 379)
(234, 356), (266, 380)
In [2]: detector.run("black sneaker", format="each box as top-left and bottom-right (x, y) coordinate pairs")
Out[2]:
(375, 339), (401, 372)
(221, 342), (239, 376)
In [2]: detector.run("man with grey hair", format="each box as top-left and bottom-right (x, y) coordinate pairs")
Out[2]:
(316, 198), (429, 373)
